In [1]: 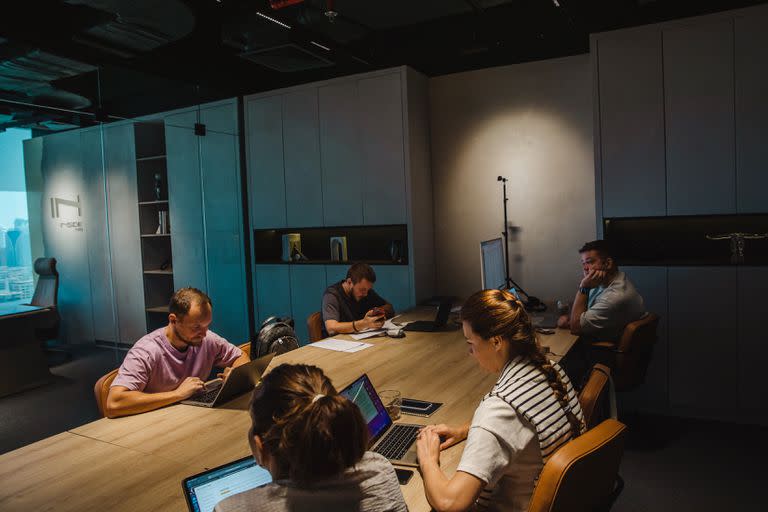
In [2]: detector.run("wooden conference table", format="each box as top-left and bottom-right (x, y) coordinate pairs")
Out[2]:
(0, 309), (578, 512)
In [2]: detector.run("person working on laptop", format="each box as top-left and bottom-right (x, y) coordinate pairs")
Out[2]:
(215, 363), (407, 512)
(556, 240), (646, 341)
(105, 287), (249, 418)
(416, 289), (585, 512)
(322, 263), (394, 336)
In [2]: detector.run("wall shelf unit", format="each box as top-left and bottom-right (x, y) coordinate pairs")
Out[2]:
(135, 121), (173, 332)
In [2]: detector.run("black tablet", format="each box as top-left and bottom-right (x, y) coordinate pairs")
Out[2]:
(182, 456), (272, 512)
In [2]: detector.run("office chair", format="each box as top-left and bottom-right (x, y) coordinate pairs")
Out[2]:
(578, 364), (616, 430)
(528, 419), (627, 512)
(590, 313), (659, 392)
(26, 258), (66, 365)
(307, 311), (323, 342)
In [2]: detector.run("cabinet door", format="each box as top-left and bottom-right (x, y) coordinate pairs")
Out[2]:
(103, 123), (147, 343)
(247, 96), (286, 229)
(283, 90), (323, 227)
(664, 20), (736, 215)
(325, 265), (348, 287)
(165, 117), (207, 292)
(668, 267), (737, 411)
(199, 101), (238, 135)
(255, 265), (291, 326)
(737, 267), (768, 411)
(319, 82), (363, 226)
(289, 266), (327, 344)
(359, 74), (407, 225)
(81, 128), (117, 343)
(371, 265), (411, 314)
(597, 30), (666, 217)
(735, 13), (768, 213)
(620, 267), (668, 412)
(200, 131), (248, 343)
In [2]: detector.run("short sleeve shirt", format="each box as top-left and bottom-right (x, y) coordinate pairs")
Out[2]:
(456, 396), (542, 512)
(321, 282), (387, 335)
(579, 271), (646, 341)
(111, 328), (241, 393)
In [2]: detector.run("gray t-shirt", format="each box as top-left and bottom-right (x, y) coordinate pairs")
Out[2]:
(456, 396), (541, 512)
(321, 282), (387, 336)
(580, 271), (646, 341)
(214, 452), (407, 512)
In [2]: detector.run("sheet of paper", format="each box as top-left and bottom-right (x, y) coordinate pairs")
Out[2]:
(350, 329), (386, 340)
(310, 339), (373, 353)
(383, 318), (410, 329)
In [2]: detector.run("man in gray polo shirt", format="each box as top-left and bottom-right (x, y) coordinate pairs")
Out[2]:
(322, 263), (394, 337)
(558, 240), (646, 342)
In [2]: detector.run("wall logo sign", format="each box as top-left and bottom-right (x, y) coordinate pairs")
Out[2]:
(50, 194), (83, 232)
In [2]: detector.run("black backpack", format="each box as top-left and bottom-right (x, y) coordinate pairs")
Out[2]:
(252, 316), (300, 359)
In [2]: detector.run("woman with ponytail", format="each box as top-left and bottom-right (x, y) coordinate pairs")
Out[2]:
(416, 289), (585, 512)
(215, 363), (407, 512)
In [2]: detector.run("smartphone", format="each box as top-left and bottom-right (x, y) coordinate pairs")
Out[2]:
(401, 398), (433, 411)
(395, 468), (413, 485)
(371, 307), (385, 317)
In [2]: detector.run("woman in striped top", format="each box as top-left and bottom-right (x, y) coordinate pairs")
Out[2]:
(416, 289), (585, 512)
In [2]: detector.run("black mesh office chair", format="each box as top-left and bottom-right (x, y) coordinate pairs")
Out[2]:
(28, 258), (64, 364)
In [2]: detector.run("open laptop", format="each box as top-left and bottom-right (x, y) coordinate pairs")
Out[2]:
(340, 374), (422, 467)
(181, 353), (274, 407)
(182, 456), (272, 512)
(403, 300), (452, 332)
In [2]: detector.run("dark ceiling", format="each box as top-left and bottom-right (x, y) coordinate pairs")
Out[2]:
(1, 0), (765, 131)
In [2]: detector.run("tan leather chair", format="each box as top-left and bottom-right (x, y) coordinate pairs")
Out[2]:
(238, 342), (251, 359)
(93, 368), (119, 418)
(307, 312), (324, 342)
(591, 313), (659, 392)
(528, 419), (627, 512)
(579, 364), (613, 430)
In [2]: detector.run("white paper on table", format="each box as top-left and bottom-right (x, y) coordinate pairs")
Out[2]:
(383, 317), (410, 329)
(310, 339), (373, 353)
(349, 329), (387, 340)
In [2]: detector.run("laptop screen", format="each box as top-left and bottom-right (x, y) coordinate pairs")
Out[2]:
(182, 456), (272, 512)
(339, 374), (392, 445)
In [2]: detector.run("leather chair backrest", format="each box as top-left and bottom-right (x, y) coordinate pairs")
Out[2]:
(528, 419), (627, 512)
(31, 257), (59, 307)
(307, 311), (323, 343)
(238, 342), (251, 359)
(94, 368), (119, 418)
(578, 364), (611, 430)
(615, 313), (659, 390)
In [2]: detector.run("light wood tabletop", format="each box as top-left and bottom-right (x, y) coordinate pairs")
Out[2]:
(1, 307), (578, 512)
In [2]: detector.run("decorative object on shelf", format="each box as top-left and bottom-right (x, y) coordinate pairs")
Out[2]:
(156, 210), (169, 234)
(388, 239), (404, 263)
(154, 173), (163, 201)
(282, 233), (302, 262)
(330, 236), (348, 262)
(159, 259), (172, 271)
(706, 232), (768, 264)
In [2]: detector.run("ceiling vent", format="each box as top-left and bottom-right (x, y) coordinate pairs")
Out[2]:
(239, 44), (334, 72)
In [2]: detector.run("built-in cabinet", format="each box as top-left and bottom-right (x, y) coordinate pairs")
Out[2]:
(592, 4), (768, 424)
(246, 67), (434, 342)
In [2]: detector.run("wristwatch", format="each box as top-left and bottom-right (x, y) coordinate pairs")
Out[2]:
(579, 287), (590, 295)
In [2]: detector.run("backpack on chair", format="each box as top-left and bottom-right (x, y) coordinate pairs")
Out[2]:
(252, 316), (300, 359)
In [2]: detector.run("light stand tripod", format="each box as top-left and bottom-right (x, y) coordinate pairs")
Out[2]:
(497, 176), (545, 312)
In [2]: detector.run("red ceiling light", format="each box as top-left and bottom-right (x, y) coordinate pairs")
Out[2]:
(269, 0), (304, 9)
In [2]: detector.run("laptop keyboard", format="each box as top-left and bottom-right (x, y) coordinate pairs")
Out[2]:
(374, 425), (420, 460)
(189, 383), (221, 404)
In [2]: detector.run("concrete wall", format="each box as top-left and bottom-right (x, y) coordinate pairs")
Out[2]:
(429, 55), (596, 303)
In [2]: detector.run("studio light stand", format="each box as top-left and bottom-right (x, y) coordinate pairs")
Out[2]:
(497, 176), (545, 312)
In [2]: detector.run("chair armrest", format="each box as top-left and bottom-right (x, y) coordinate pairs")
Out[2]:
(590, 341), (629, 354)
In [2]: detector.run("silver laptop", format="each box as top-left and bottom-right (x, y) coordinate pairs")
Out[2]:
(181, 353), (274, 408)
(340, 374), (422, 467)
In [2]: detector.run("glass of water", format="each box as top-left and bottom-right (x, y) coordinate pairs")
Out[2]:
(379, 390), (402, 421)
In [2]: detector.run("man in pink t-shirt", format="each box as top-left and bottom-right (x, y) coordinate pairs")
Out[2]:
(106, 287), (248, 418)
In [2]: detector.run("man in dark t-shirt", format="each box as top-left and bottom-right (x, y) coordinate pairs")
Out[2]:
(321, 263), (394, 337)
